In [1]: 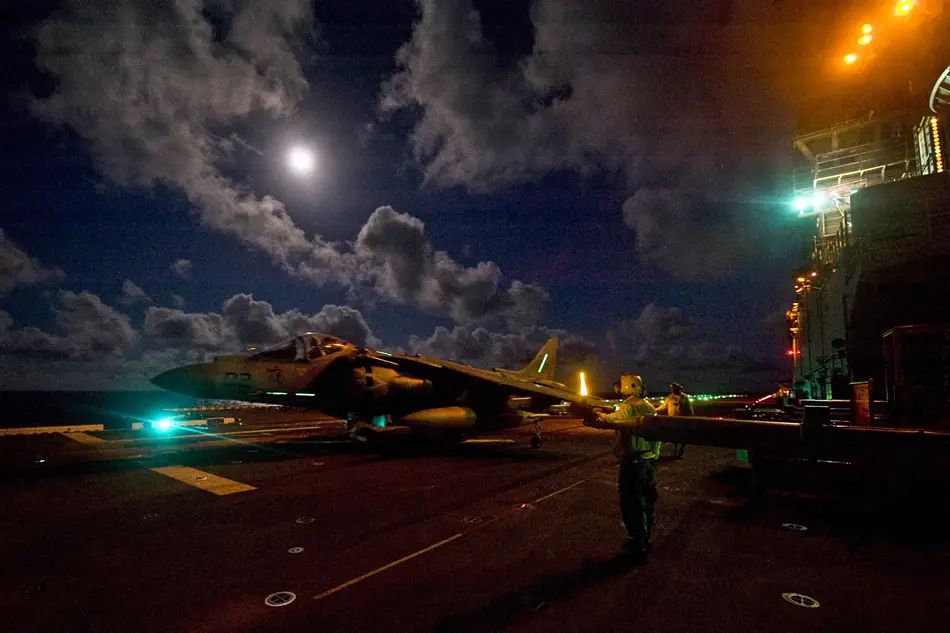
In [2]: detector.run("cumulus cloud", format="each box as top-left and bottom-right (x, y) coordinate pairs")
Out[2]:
(32, 0), (316, 269)
(0, 291), (138, 361)
(0, 229), (65, 295)
(170, 294), (186, 308)
(143, 307), (229, 350)
(407, 324), (595, 375)
(120, 279), (152, 305)
(55, 291), (139, 358)
(170, 259), (193, 279)
(355, 207), (547, 325)
(379, 0), (796, 278)
(30, 2), (543, 325)
(0, 310), (74, 359)
(621, 185), (772, 281)
(144, 293), (380, 352)
(607, 303), (782, 392)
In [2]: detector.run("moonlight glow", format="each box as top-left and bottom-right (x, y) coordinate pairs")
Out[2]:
(286, 146), (316, 175)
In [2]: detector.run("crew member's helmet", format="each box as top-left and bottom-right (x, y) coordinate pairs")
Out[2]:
(670, 382), (683, 395)
(619, 373), (646, 398)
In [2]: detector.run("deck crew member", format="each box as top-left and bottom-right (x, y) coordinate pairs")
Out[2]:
(583, 373), (660, 562)
(656, 382), (693, 458)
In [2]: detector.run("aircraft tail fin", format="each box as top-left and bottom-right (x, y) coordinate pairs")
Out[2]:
(516, 336), (558, 382)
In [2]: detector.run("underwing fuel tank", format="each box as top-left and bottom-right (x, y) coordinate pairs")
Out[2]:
(387, 376), (432, 393)
(399, 407), (477, 429)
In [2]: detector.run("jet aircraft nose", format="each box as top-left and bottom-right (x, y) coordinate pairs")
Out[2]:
(151, 363), (213, 397)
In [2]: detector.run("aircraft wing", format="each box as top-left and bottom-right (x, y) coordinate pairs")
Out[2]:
(363, 350), (611, 409)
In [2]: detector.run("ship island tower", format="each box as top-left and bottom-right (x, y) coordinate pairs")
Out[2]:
(786, 0), (950, 403)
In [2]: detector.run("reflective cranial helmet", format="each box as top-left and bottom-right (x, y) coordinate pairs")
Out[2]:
(619, 373), (645, 398)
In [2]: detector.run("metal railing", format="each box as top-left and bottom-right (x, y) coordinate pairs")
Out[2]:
(795, 135), (917, 194)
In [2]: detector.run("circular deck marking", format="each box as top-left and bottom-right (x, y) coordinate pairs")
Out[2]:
(782, 593), (820, 608)
(142, 513), (159, 520)
(193, 476), (208, 481)
(288, 547), (304, 554)
(782, 523), (808, 532)
(265, 592), (296, 607)
(312, 462), (324, 467)
(231, 460), (243, 464)
(296, 517), (316, 524)
(462, 516), (483, 524)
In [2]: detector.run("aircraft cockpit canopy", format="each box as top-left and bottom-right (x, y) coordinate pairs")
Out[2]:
(251, 333), (351, 361)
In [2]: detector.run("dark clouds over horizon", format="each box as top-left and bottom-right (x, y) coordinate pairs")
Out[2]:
(0, 0), (803, 392)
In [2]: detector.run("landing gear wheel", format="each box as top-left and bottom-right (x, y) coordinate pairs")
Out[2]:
(531, 434), (542, 449)
(345, 415), (372, 443)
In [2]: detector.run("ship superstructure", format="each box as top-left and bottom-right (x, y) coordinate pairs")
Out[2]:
(787, 0), (949, 399)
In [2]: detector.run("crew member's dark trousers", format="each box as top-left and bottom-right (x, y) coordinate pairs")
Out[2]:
(618, 458), (657, 547)
(675, 443), (686, 457)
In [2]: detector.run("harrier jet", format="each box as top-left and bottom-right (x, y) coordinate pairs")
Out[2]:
(151, 333), (605, 446)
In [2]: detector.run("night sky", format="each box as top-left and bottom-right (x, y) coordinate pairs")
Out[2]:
(0, 0), (819, 392)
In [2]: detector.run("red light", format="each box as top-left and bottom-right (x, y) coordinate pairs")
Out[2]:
(810, 271), (818, 277)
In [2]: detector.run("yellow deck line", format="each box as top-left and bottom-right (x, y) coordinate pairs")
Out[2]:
(62, 432), (108, 445)
(150, 466), (256, 495)
(312, 475), (593, 602)
(0, 424), (105, 436)
(533, 477), (593, 504)
(314, 533), (464, 600)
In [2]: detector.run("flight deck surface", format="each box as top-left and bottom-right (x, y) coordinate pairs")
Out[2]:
(2, 417), (948, 632)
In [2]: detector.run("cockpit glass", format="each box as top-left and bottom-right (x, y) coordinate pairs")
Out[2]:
(252, 333), (349, 361)
(319, 336), (347, 354)
(254, 339), (298, 361)
(305, 334), (324, 360)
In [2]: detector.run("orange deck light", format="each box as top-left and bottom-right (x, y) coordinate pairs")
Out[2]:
(895, 0), (915, 16)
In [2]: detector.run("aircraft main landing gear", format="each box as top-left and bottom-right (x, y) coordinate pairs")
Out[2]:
(531, 419), (543, 449)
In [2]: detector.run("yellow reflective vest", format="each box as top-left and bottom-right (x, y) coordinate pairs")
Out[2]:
(601, 396), (661, 461)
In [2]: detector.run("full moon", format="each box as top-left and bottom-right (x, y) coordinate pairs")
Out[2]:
(286, 146), (316, 175)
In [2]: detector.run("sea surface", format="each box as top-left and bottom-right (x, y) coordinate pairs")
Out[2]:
(0, 391), (273, 429)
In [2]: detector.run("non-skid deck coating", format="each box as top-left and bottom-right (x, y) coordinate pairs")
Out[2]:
(2, 417), (949, 633)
